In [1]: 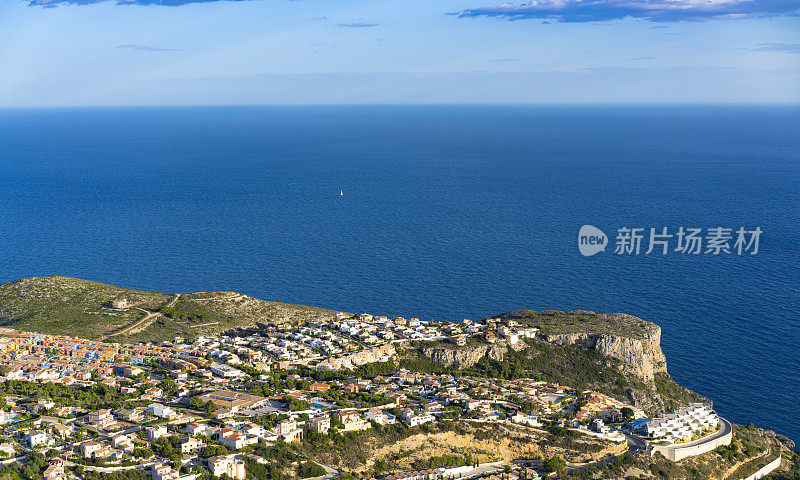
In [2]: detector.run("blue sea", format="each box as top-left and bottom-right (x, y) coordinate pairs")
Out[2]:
(0, 106), (798, 443)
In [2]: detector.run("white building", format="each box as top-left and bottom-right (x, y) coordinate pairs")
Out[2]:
(310, 415), (330, 434)
(25, 430), (51, 448)
(152, 463), (179, 480)
(148, 403), (177, 418)
(210, 363), (245, 378)
(511, 413), (541, 427)
(220, 432), (259, 449)
(365, 408), (396, 425)
(208, 455), (246, 479)
(637, 403), (718, 443)
(400, 409), (435, 427)
(146, 425), (169, 441)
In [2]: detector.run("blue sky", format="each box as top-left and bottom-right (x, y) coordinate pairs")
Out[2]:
(0, 0), (798, 105)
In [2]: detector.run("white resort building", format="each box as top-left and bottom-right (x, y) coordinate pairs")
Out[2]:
(637, 403), (719, 443)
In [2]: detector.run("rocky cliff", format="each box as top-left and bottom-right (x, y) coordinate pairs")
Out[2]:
(498, 310), (669, 381)
(540, 329), (668, 382)
(403, 310), (707, 416)
(418, 341), (509, 369)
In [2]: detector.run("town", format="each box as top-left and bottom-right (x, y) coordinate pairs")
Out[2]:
(0, 308), (742, 480)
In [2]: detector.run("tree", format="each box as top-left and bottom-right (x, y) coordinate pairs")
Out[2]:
(543, 457), (566, 475)
(298, 461), (326, 478)
(132, 447), (153, 459)
(282, 396), (310, 412)
(159, 379), (179, 397)
(621, 407), (634, 422)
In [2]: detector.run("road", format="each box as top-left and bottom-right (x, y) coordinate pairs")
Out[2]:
(624, 432), (648, 454)
(462, 461), (506, 478)
(101, 294), (180, 340)
(307, 461), (339, 480)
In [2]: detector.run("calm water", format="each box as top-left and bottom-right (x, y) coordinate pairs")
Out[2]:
(1, 106), (798, 443)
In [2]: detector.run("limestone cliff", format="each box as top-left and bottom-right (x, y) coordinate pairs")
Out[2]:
(540, 328), (668, 381)
(418, 341), (508, 369)
(403, 310), (707, 416)
(498, 310), (668, 381)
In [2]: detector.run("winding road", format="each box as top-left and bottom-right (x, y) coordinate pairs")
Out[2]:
(100, 294), (180, 341)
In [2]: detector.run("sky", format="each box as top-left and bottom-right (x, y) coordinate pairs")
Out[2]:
(0, 0), (799, 105)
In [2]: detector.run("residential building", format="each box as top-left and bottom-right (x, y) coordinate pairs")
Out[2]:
(637, 403), (719, 443)
(207, 455), (246, 479)
(146, 425), (169, 441)
(43, 461), (67, 480)
(400, 409), (435, 427)
(151, 463), (179, 480)
(335, 409), (369, 432)
(148, 403), (177, 418)
(25, 430), (50, 448)
(365, 408), (396, 425)
(78, 440), (103, 459)
(85, 409), (115, 428)
(310, 415), (330, 434)
(180, 436), (206, 454)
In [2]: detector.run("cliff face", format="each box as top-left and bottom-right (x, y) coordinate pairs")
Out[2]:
(540, 328), (668, 382)
(419, 342), (508, 369)
(417, 320), (667, 382)
(406, 311), (706, 416)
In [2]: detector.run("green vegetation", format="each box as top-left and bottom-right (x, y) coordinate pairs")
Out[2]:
(466, 339), (636, 395)
(297, 461), (327, 478)
(651, 372), (707, 410)
(542, 456), (566, 475)
(397, 350), (451, 374)
(353, 361), (397, 378)
(299, 418), (440, 469)
(0, 277), (172, 340)
(283, 395), (311, 411)
(246, 459), (290, 480)
(81, 471), (148, 480)
(545, 423), (606, 454)
(562, 453), (637, 479)
(495, 310), (657, 340)
(400, 337), (663, 408)
(411, 455), (470, 470)
(0, 380), (131, 409)
(401, 334), (706, 416)
(728, 451), (781, 480)
(0, 276), (339, 342)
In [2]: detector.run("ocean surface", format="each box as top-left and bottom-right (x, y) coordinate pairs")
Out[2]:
(0, 106), (798, 443)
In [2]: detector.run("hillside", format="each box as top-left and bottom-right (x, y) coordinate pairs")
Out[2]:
(0, 276), (340, 342)
(400, 310), (706, 417)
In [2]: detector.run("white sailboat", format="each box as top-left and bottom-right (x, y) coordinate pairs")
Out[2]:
(340, 190), (343, 196)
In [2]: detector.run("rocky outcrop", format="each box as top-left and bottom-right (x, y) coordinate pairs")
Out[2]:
(415, 324), (667, 382)
(540, 328), (668, 381)
(418, 342), (508, 369)
(407, 311), (707, 416)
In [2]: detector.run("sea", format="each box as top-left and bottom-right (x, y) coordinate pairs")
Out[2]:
(0, 105), (798, 444)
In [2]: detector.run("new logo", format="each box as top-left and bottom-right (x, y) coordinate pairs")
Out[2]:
(578, 225), (608, 257)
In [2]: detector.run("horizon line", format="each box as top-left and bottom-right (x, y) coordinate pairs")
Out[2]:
(2, 102), (800, 109)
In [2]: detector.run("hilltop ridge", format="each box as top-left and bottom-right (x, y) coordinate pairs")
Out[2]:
(494, 310), (668, 382)
(0, 276), (339, 342)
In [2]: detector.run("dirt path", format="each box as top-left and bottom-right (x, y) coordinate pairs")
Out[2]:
(190, 292), (243, 301)
(100, 294), (180, 341)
